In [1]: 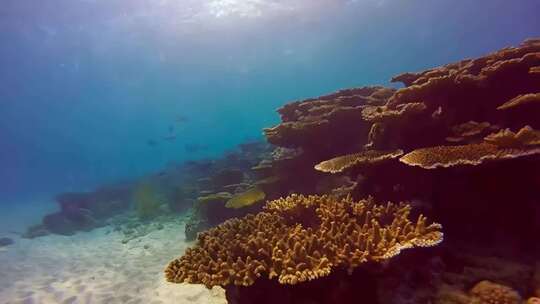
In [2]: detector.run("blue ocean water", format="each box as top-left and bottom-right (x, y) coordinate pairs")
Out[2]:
(0, 0), (539, 234)
(1, 1), (540, 303)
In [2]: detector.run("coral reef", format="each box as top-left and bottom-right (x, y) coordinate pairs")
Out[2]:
(264, 86), (394, 153)
(166, 194), (442, 288)
(164, 38), (540, 303)
(24, 183), (134, 237)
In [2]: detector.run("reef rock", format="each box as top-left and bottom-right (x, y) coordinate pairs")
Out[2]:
(0, 237), (14, 247)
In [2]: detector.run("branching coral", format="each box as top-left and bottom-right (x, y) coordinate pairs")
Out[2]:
(165, 194), (443, 288)
(314, 149), (404, 173)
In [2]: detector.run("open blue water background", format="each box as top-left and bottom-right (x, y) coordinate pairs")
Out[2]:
(1, 0), (539, 230)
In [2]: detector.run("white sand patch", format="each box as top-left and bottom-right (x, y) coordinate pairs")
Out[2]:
(0, 222), (226, 304)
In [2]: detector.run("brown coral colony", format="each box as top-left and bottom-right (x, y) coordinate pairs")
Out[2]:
(165, 194), (443, 287)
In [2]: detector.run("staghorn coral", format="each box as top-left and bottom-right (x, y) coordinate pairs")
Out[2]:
(497, 93), (540, 110)
(469, 281), (521, 304)
(314, 149), (403, 173)
(165, 194), (443, 288)
(225, 187), (266, 209)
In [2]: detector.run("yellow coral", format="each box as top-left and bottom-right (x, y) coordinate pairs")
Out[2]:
(225, 187), (266, 209)
(165, 194), (443, 288)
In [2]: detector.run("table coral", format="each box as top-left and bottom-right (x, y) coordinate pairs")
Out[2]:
(314, 149), (403, 173)
(399, 125), (540, 169)
(263, 86), (394, 151)
(165, 194), (443, 288)
(497, 93), (540, 110)
(398, 143), (540, 169)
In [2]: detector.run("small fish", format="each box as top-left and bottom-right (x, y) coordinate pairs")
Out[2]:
(147, 139), (158, 147)
(164, 134), (177, 141)
(175, 115), (189, 123)
(168, 125), (175, 133)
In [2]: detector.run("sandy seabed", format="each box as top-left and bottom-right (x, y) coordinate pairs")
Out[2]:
(0, 222), (226, 304)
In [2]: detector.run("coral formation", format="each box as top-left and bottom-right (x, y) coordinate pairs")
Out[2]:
(399, 126), (540, 169)
(483, 125), (540, 147)
(314, 149), (403, 173)
(164, 39), (540, 303)
(361, 102), (426, 122)
(166, 194), (442, 288)
(469, 281), (521, 304)
(446, 121), (493, 142)
(210, 38), (540, 303)
(263, 86), (394, 152)
(225, 187), (266, 209)
(497, 93), (540, 110)
(398, 142), (540, 169)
